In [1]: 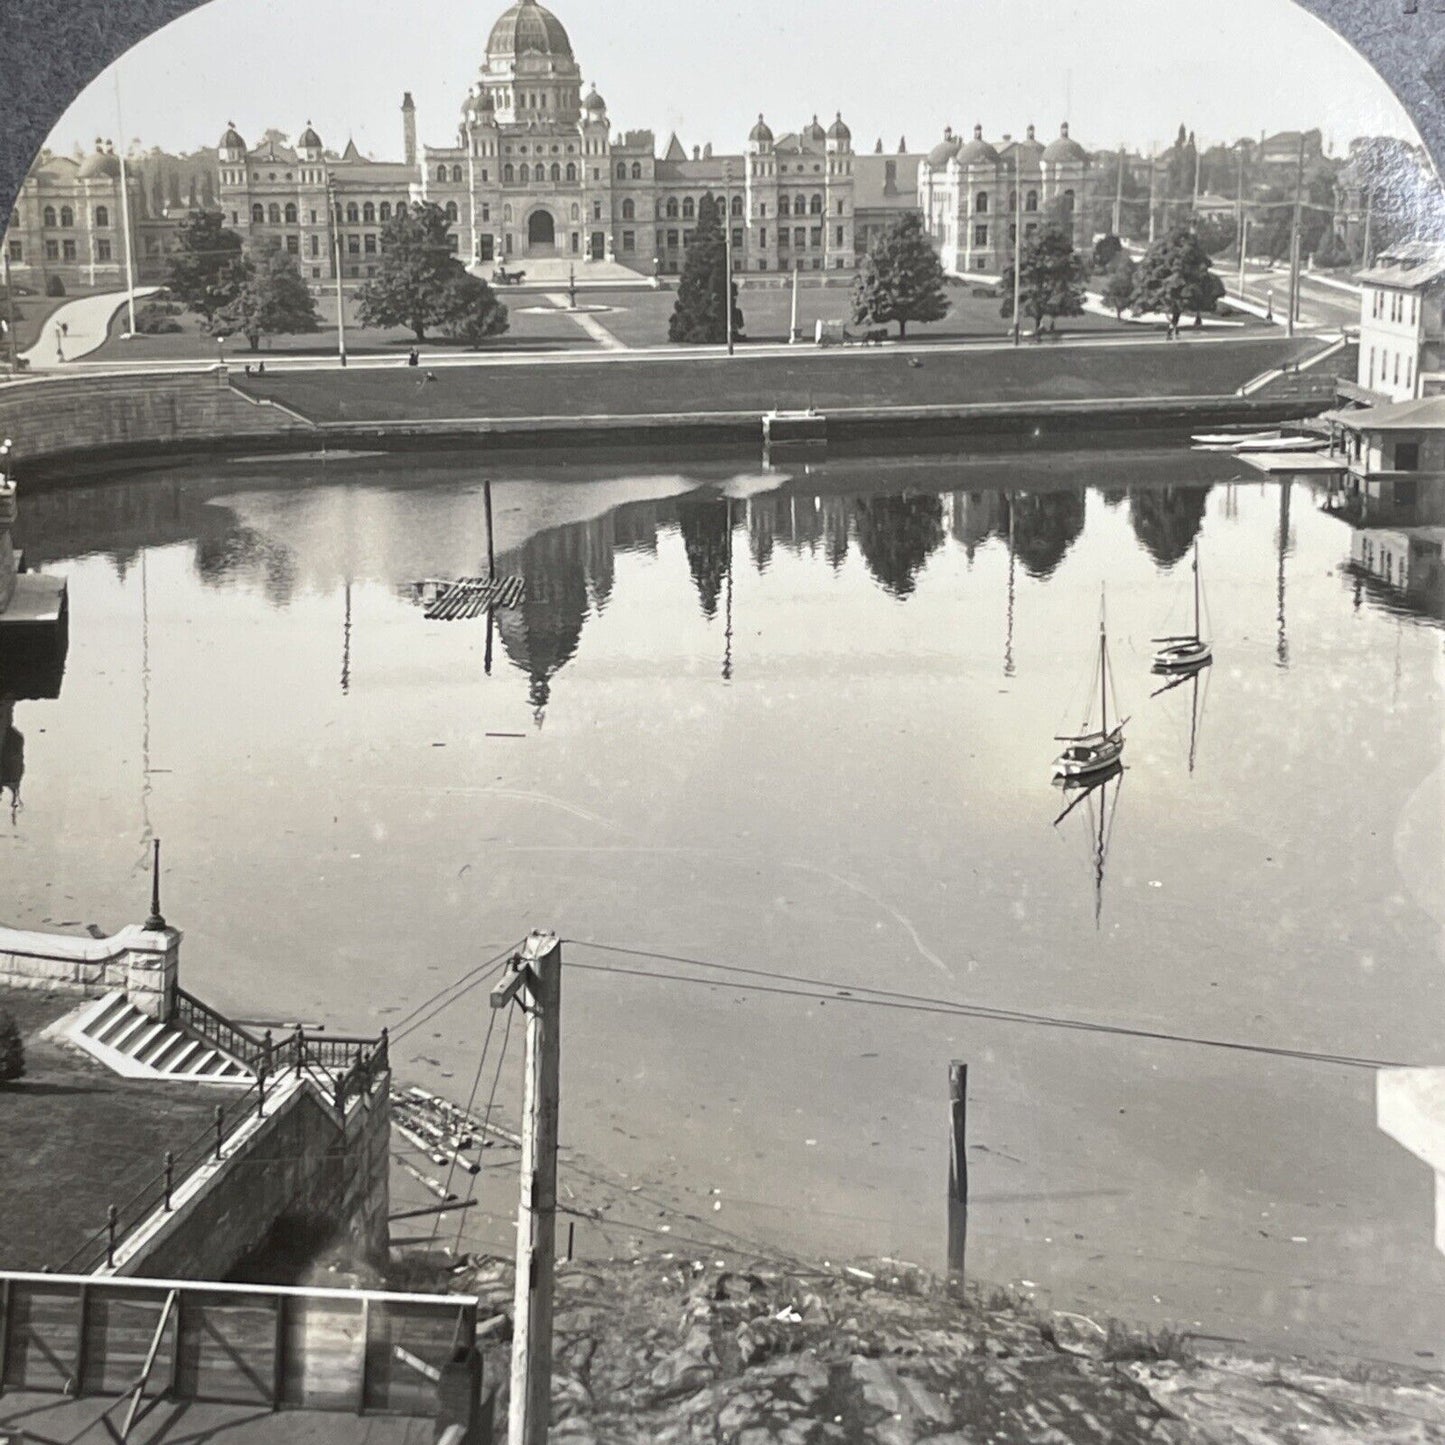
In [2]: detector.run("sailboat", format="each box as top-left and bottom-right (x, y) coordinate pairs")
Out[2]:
(1053, 596), (1127, 781)
(1152, 541), (1211, 672)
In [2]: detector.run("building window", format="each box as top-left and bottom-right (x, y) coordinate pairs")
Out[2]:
(758, 258), (767, 270)
(976, 192), (989, 213)
(623, 230), (635, 251)
(43, 206), (56, 227)
(974, 224), (988, 245)
(44, 240), (58, 261)
(1397, 440), (1420, 471)
(520, 163), (530, 183)
(380, 202), (392, 222)
(1026, 190), (1038, 212)
(6, 240), (19, 261)
(835, 225), (844, 245)
(759, 227), (767, 247)
(667, 229), (679, 248)
(437, 164), (448, 182)
(836, 199), (844, 215)
(683, 229), (694, 248)
(795, 226), (806, 248)
(348, 235), (360, 255)
(62, 239), (77, 260)
(310, 235), (319, 256)
(1061, 189), (1075, 215)
(617, 162), (626, 179)
(566, 162), (576, 181)
(94, 205), (109, 228)
(286, 235), (299, 254)
(592, 200), (602, 220)
(445, 201), (459, 221)
(570, 203), (580, 221)
(811, 226), (822, 247)
(759, 203), (767, 217)
(1008, 223), (1017, 244)
(731, 195), (743, 218)
(96, 238), (112, 261)
(504, 164), (514, 183)
(683, 197), (695, 219)
(346, 202), (359, 223)
(263, 202), (277, 223)
(285, 202), (298, 224)
(779, 228), (790, 248)
(810, 193), (823, 214)
(452, 164), (463, 182)
(631, 161), (642, 179)
(622, 199), (635, 220)
(666, 197), (679, 219)
(779, 196), (791, 217)
(251, 203), (264, 223)
(365, 234), (377, 254)
(733, 227), (744, 248)
(504, 205), (513, 222)
(60, 206), (74, 228)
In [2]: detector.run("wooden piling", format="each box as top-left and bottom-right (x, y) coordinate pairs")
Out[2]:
(947, 1061), (967, 1281)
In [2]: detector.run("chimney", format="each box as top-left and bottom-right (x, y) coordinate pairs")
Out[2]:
(1027, 124), (1036, 141)
(693, 145), (700, 160)
(704, 142), (712, 158)
(402, 92), (417, 168)
(973, 124), (983, 140)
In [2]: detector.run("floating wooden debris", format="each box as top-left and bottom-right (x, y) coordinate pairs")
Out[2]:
(417, 575), (525, 621)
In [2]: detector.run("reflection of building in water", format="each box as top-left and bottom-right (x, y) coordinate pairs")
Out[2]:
(944, 491), (1005, 562)
(1007, 489), (1084, 580)
(852, 494), (944, 598)
(1127, 485), (1212, 569)
(1350, 527), (1445, 623)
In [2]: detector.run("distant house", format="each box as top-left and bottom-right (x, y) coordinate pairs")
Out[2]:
(1349, 240), (1445, 404)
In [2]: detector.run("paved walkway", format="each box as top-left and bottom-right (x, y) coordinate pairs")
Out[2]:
(542, 292), (627, 350)
(20, 287), (160, 369)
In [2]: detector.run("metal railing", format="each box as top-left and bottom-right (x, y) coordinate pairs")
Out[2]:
(54, 1007), (391, 1276)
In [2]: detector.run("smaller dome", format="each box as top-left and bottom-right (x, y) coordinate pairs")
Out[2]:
(1043, 121), (1087, 164)
(749, 113), (773, 144)
(298, 121), (322, 150)
(583, 86), (606, 113)
(78, 145), (122, 180)
(803, 114), (826, 143)
(220, 122), (246, 151)
(956, 123), (999, 166)
(827, 111), (850, 142)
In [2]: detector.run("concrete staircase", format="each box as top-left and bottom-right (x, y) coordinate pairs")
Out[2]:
(64, 990), (256, 1084)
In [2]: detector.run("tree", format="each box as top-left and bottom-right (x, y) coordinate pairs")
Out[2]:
(214, 248), (322, 350)
(167, 210), (245, 324)
(668, 195), (743, 344)
(1132, 225), (1226, 330)
(1092, 234), (1123, 273)
(999, 222), (1087, 334)
(851, 212), (948, 340)
(437, 270), (510, 347)
(1192, 214), (1237, 257)
(1102, 254), (1137, 318)
(0, 1008), (24, 1082)
(853, 493), (944, 597)
(357, 203), (466, 342)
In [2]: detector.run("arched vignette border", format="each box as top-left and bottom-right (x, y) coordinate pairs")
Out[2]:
(0, 0), (1440, 231)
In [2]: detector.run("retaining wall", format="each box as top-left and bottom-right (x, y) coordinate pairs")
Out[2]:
(116, 1073), (390, 1279)
(0, 923), (179, 1018)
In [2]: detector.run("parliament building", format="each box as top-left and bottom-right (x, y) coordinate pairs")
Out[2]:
(4, 0), (1092, 293)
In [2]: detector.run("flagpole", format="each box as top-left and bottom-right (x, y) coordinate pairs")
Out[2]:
(1012, 149), (1022, 345)
(113, 70), (138, 337)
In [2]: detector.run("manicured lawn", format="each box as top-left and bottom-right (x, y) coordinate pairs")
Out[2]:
(237, 334), (1312, 425)
(0, 989), (231, 1271)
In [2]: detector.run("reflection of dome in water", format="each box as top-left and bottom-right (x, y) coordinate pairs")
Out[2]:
(1006, 490), (1085, 580)
(1128, 485), (1212, 570)
(496, 524), (593, 717)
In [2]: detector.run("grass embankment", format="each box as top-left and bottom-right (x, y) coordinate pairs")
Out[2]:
(0, 990), (229, 1270)
(236, 335), (1313, 426)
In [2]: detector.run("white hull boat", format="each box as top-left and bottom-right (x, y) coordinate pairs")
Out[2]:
(1152, 542), (1212, 672)
(1053, 597), (1128, 781)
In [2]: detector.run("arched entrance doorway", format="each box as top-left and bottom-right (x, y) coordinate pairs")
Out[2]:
(527, 209), (556, 256)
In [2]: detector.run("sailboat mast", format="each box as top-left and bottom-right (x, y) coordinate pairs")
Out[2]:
(1099, 615), (1107, 736)
(1193, 541), (1201, 640)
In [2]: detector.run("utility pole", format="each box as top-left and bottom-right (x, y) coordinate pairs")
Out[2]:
(1147, 148), (1158, 244)
(722, 169), (734, 356)
(946, 1062), (968, 1279)
(328, 181), (348, 367)
(1235, 144), (1246, 290)
(1112, 147), (1124, 237)
(491, 931), (562, 1445)
(114, 72), (138, 338)
(1012, 151), (1023, 345)
(1287, 132), (1306, 338)
(1362, 188), (1374, 270)
(789, 261), (799, 344)
(1237, 215), (1249, 300)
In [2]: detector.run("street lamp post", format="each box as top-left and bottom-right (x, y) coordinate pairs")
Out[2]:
(327, 182), (348, 367)
(722, 167), (734, 356)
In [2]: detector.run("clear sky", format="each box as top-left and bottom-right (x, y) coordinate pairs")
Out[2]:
(44, 0), (1421, 164)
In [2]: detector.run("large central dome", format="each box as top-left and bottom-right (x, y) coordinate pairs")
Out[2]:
(486, 0), (574, 62)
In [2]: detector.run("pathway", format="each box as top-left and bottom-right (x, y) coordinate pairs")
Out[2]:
(20, 287), (160, 369)
(542, 292), (627, 350)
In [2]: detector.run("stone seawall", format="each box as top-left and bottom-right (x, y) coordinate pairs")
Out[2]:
(118, 1074), (390, 1279)
(0, 370), (311, 470)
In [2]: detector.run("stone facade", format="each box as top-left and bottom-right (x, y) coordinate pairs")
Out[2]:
(0, 921), (180, 1014)
(917, 122), (1092, 275)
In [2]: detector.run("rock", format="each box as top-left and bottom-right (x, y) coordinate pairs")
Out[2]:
(1050, 1310), (1108, 1359)
(896, 1375), (951, 1427)
(547, 1419), (598, 1445)
(852, 1356), (903, 1416)
(717, 1387), (772, 1433)
(549, 1374), (592, 1422)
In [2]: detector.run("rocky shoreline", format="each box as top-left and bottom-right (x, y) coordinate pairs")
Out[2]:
(434, 1254), (1445, 1443)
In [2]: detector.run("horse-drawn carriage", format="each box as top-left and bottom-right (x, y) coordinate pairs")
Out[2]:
(493, 265), (527, 286)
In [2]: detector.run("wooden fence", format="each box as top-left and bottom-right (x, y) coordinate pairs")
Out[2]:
(0, 1273), (481, 1418)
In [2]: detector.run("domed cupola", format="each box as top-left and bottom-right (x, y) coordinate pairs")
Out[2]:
(803, 114), (827, 144)
(219, 122), (247, 161)
(297, 121), (323, 160)
(486, 0), (576, 66)
(78, 141), (122, 180)
(927, 126), (961, 169)
(826, 111), (851, 153)
(1042, 121), (1087, 165)
(956, 123), (1000, 166)
(583, 85), (606, 115)
(748, 113), (774, 152)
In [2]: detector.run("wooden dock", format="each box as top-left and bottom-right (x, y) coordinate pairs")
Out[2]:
(419, 576), (524, 621)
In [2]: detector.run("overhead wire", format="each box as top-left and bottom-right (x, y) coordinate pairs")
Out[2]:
(428, 1006), (499, 1250)
(559, 940), (1411, 1071)
(453, 1000), (516, 1259)
(389, 940), (524, 1044)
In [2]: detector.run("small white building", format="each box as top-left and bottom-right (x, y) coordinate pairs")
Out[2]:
(1352, 240), (1445, 404)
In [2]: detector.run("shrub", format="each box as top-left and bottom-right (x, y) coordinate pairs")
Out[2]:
(0, 1009), (25, 1081)
(134, 303), (183, 335)
(45, 275), (66, 298)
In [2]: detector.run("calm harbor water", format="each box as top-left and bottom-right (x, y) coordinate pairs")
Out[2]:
(4, 438), (1443, 1363)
